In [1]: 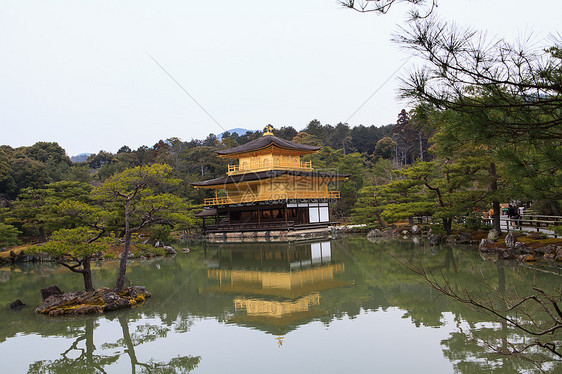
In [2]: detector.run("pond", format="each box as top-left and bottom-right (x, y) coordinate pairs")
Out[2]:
(0, 237), (560, 373)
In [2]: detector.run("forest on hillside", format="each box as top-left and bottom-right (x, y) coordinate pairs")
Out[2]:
(1, 19), (561, 247)
(0, 119), (396, 207)
(0, 119), (405, 244)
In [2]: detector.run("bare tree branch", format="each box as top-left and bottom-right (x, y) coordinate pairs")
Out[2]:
(340, 0), (437, 19)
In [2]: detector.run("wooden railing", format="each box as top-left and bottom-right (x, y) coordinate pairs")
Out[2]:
(206, 221), (295, 232)
(228, 160), (312, 174)
(413, 214), (561, 237)
(502, 214), (562, 235)
(204, 190), (340, 206)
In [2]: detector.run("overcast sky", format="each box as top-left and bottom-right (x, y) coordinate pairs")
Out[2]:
(1, 1), (559, 156)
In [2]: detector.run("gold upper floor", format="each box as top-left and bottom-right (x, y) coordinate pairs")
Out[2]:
(204, 190), (340, 206)
(228, 152), (312, 175)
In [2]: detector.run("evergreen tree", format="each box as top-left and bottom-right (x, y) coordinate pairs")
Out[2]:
(94, 164), (192, 291)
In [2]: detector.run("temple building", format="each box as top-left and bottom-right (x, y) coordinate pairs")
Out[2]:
(192, 125), (349, 238)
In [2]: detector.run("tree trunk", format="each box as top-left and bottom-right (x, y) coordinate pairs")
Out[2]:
(83, 256), (94, 292)
(114, 232), (130, 292)
(372, 194), (388, 228)
(490, 162), (501, 233)
(549, 199), (561, 216)
(443, 217), (452, 234)
(418, 131), (424, 162)
(375, 212), (388, 228)
(39, 226), (47, 242)
(492, 200), (501, 232)
(114, 199), (131, 292)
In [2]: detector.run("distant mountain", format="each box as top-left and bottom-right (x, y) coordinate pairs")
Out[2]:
(217, 128), (254, 139)
(70, 153), (92, 163)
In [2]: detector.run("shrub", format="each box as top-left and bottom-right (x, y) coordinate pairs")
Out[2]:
(0, 223), (22, 249)
(150, 224), (173, 244)
(549, 225), (562, 237)
(464, 213), (484, 231)
(429, 224), (445, 236)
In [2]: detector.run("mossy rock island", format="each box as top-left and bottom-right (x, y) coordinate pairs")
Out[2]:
(36, 286), (151, 316)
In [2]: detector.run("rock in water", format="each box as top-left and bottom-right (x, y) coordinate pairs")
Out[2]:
(514, 242), (531, 254)
(458, 232), (473, 244)
(505, 232), (517, 248)
(381, 229), (398, 237)
(497, 247), (514, 260)
(411, 225), (420, 235)
(163, 246), (177, 255)
(446, 235), (458, 244)
(487, 229), (500, 242)
(555, 248), (562, 262)
(479, 238), (490, 252)
(40, 285), (64, 301)
(10, 300), (26, 309)
(524, 254), (536, 262)
(127, 286), (151, 299)
(366, 229), (382, 238)
(534, 244), (558, 255)
(429, 234), (441, 246)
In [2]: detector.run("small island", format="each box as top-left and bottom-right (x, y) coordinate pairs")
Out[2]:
(36, 285), (151, 316)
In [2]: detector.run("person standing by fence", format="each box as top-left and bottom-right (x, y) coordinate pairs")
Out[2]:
(507, 204), (521, 229)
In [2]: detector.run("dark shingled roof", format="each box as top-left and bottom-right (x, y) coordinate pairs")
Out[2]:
(191, 170), (349, 187)
(195, 208), (217, 217)
(216, 134), (320, 156)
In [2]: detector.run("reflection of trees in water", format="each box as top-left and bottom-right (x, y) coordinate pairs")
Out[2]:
(2, 239), (560, 373)
(338, 238), (561, 372)
(441, 319), (554, 373)
(27, 318), (117, 374)
(418, 256), (561, 372)
(27, 314), (201, 374)
(116, 314), (200, 374)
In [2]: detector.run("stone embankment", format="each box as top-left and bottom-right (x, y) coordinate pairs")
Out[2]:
(365, 225), (480, 245)
(207, 228), (332, 243)
(0, 243), (182, 266)
(479, 230), (562, 262)
(365, 226), (562, 263)
(0, 248), (39, 265)
(35, 285), (151, 316)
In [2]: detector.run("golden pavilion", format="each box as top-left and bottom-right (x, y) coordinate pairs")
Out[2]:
(192, 125), (349, 235)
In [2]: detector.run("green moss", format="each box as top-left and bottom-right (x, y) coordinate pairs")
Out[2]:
(472, 231), (489, 240)
(518, 236), (562, 247)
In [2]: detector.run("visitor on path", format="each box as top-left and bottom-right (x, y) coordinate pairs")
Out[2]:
(507, 204), (520, 229)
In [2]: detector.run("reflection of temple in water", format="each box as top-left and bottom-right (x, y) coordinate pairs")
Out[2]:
(203, 241), (350, 336)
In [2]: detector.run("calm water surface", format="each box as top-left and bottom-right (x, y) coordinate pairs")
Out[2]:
(0, 238), (560, 373)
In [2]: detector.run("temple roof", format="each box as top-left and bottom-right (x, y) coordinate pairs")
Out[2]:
(216, 134), (320, 157)
(195, 208), (218, 217)
(192, 169), (349, 188)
